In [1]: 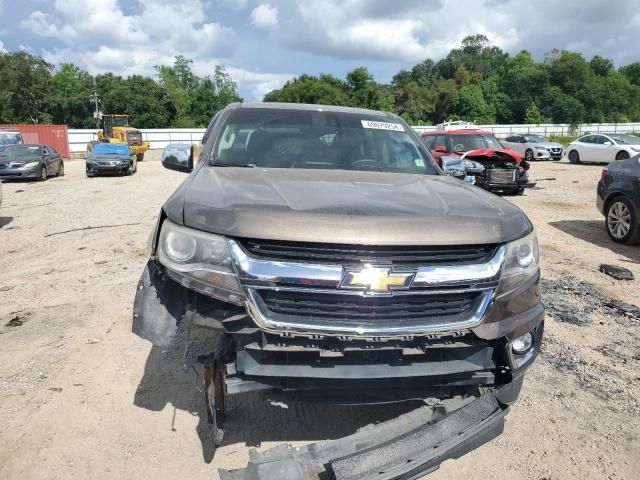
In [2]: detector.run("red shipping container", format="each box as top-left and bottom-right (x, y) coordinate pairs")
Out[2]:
(0, 124), (70, 158)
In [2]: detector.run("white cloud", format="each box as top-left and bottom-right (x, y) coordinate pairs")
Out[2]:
(250, 4), (279, 30)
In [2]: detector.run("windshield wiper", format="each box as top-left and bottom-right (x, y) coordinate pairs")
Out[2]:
(210, 160), (256, 168)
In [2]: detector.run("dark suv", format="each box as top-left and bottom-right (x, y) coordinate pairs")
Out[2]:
(133, 103), (544, 479)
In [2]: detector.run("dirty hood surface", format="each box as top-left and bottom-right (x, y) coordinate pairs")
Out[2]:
(172, 167), (531, 246)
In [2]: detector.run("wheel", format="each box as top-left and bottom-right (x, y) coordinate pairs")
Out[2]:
(605, 197), (640, 244)
(525, 149), (534, 161)
(136, 153), (144, 162)
(39, 165), (47, 181)
(125, 164), (133, 176)
(56, 162), (64, 177)
(615, 151), (630, 161)
(568, 150), (580, 164)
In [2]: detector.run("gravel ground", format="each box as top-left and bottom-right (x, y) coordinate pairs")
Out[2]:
(0, 153), (638, 480)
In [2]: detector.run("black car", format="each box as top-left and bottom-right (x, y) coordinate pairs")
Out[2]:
(0, 144), (64, 181)
(597, 155), (640, 244)
(86, 143), (137, 177)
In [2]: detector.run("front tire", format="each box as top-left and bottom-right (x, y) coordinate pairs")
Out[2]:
(39, 165), (47, 181)
(615, 151), (630, 161)
(525, 149), (534, 161)
(606, 197), (640, 244)
(56, 162), (64, 177)
(568, 150), (581, 164)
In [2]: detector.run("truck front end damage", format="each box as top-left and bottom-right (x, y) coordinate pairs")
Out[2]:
(133, 214), (544, 478)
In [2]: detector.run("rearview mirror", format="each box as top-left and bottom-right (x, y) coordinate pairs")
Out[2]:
(440, 156), (467, 179)
(161, 144), (193, 173)
(435, 145), (447, 153)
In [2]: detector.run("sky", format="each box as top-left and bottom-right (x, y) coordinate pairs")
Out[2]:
(1, 0), (639, 101)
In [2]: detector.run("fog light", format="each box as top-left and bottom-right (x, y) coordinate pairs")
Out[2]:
(511, 332), (533, 354)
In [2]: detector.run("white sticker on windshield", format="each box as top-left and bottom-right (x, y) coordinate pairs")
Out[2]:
(414, 158), (425, 167)
(361, 120), (404, 132)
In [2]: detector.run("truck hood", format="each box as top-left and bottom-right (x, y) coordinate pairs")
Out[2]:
(167, 167), (531, 246)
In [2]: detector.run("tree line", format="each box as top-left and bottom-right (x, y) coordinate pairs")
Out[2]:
(1, 35), (640, 128)
(0, 54), (241, 128)
(265, 35), (640, 126)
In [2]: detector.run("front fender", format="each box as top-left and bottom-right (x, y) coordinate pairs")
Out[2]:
(132, 260), (187, 347)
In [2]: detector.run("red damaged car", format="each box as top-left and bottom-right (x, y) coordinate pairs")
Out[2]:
(422, 128), (531, 195)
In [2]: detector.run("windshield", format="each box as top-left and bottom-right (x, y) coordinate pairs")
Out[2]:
(524, 135), (549, 143)
(92, 143), (130, 155)
(609, 134), (640, 145)
(111, 116), (129, 127)
(214, 108), (437, 174)
(449, 134), (503, 153)
(1, 145), (41, 157)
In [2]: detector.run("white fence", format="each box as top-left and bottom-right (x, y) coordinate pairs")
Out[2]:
(412, 122), (640, 137)
(68, 128), (206, 153)
(68, 122), (640, 155)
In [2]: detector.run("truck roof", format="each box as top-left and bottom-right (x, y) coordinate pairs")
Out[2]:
(229, 102), (398, 118)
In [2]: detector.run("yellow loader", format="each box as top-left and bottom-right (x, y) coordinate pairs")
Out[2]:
(86, 114), (150, 161)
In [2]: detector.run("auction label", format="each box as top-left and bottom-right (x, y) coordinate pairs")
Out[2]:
(361, 120), (404, 131)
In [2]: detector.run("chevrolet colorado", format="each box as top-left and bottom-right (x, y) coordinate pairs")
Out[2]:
(133, 103), (544, 480)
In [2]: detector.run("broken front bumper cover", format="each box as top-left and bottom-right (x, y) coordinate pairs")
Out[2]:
(219, 391), (508, 480)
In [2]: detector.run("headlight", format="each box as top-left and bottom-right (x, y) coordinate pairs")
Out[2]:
(497, 231), (539, 295)
(22, 161), (40, 169)
(464, 160), (485, 172)
(157, 219), (244, 304)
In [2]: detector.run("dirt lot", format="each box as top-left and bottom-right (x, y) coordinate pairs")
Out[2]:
(0, 153), (638, 480)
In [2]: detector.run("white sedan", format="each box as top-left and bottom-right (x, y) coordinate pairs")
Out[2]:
(568, 133), (640, 164)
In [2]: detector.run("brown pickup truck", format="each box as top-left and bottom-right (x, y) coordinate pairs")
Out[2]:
(133, 103), (544, 480)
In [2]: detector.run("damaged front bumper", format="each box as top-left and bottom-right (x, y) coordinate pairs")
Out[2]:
(219, 390), (510, 480)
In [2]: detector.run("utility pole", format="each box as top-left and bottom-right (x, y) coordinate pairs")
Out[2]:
(92, 77), (101, 130)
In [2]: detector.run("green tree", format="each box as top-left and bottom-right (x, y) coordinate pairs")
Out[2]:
(47, 63), (95, 127)
(0, 51), (53, 123)
(524, 103), (547, 124)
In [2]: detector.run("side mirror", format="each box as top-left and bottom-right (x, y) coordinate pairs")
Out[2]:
(603, 141), (612, 146)
(162, 144), (193, 173)
(435, 145), (447, 153)
(441, 156), (467, 179)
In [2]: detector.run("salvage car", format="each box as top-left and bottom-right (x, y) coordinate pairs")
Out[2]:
(502, 134), (564, 161)
(133, 103), (544, 480)
(86, 143), (137, 177)
(597, 155), (640, 244)
(422, 128), (531, 195)
(568, 133), (640, 164)
(0, 144), (64, 181)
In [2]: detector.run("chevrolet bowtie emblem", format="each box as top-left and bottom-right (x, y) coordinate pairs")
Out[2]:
(341, 267), (415, 293)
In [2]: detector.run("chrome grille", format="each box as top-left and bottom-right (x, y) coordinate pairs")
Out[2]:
(238, 239), (498, 266)
(229, 240), (505, 337)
